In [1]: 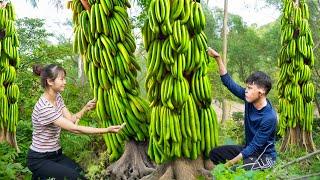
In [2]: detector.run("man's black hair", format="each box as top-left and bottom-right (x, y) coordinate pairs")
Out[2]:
(245, 71), (272, 95)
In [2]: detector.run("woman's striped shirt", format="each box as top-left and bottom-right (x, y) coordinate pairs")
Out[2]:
(30, 93), (65, 152)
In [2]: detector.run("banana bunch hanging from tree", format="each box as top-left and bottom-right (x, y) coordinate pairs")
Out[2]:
(143, 0), (219, 164)
(69, 0), (149, 162)
(0, 1), (20, 150)
(277, 0), (315, 136)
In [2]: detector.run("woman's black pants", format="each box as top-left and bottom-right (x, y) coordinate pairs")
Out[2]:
(27, 149), (86, 180)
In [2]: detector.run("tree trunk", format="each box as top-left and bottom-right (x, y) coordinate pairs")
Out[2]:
(0, 127), (20, 152)
(141, 156), (212, 180)
(221, 0), (229, 123)
(106, 140), (155, 180)
(239, 60), (246, 82)
(221, 101), (228, 122)
(77, 55), (85, 86)
(280, 125), (316, 153)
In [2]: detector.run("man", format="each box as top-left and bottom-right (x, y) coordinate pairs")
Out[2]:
(207, 47), (277, 170)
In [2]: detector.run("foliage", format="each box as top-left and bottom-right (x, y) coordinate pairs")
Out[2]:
(218, 118), (245, 146)
(84, 150), (111, 179)
(264, 0), (282, 10)
(16, 18), (53, 57)
(227, 19), (272, 83)
(312, 118), (320, 145)
(212, 164), (271, 180)
(232, 112), (244, 122)
(203, 4), (220, 50)
(0, 142), (31, 179)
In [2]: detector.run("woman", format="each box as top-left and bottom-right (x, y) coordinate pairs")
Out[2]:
(27, 64), (124, 180)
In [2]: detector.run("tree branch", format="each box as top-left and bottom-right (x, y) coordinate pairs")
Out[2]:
(280, 149), (320, 169)
(290, 172), (320, 180)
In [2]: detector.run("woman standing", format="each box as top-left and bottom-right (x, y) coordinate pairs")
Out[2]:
(27, 64), (124, 180)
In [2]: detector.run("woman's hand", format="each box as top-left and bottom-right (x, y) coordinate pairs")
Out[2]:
(84, 99), (96, 111)
(107, 123), (126, 133)
(106, 125), (122, 133)
(71, 99), (96, 122)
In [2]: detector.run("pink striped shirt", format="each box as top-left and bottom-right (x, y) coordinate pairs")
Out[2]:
(30, 93), (65, 152)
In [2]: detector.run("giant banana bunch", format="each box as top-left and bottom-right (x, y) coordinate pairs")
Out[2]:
(277, 0), (315, 136)
(69, 0), (149, 162)
(143, 0), (218, 164)
(0, 2), (20, 148)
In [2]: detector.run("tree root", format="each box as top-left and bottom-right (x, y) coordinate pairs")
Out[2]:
(280, 126), (316, 153)
(0, 128), (19, 152)
(106, 140), (155, 180)
(141, 156), (213, 180)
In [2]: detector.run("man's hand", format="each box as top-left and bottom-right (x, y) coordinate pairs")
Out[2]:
(207, 47), (221, 59)
(0, 2), (7, 8)
(207, 47), (227, 75)
(225, 153), (243, 167)
(84, 99), (96, 111)
(80, 0), (91, 10)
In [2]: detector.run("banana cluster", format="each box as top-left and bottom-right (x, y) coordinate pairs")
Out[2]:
(0, 2), (20, 138)
(143, 0), (218, 164)
(277, 0), (315, 135)
(69, 0), (149, 162)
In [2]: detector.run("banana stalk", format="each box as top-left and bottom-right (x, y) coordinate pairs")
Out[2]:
(144, 0), (219, 164)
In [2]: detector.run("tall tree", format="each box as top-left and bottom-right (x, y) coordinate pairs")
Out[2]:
(24, 0), (85, 84)
(142, 0), (218, 179)
(265, 0), (320, 117)
(307, 0), (320, 115)
(221, 0), (229, 123)
(0, 2), (20, 152)
(277, 0), (316, 152)
(16, 18), (53, 59)
(69, 0), (153, 179)
(227, 16), (263, 82)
